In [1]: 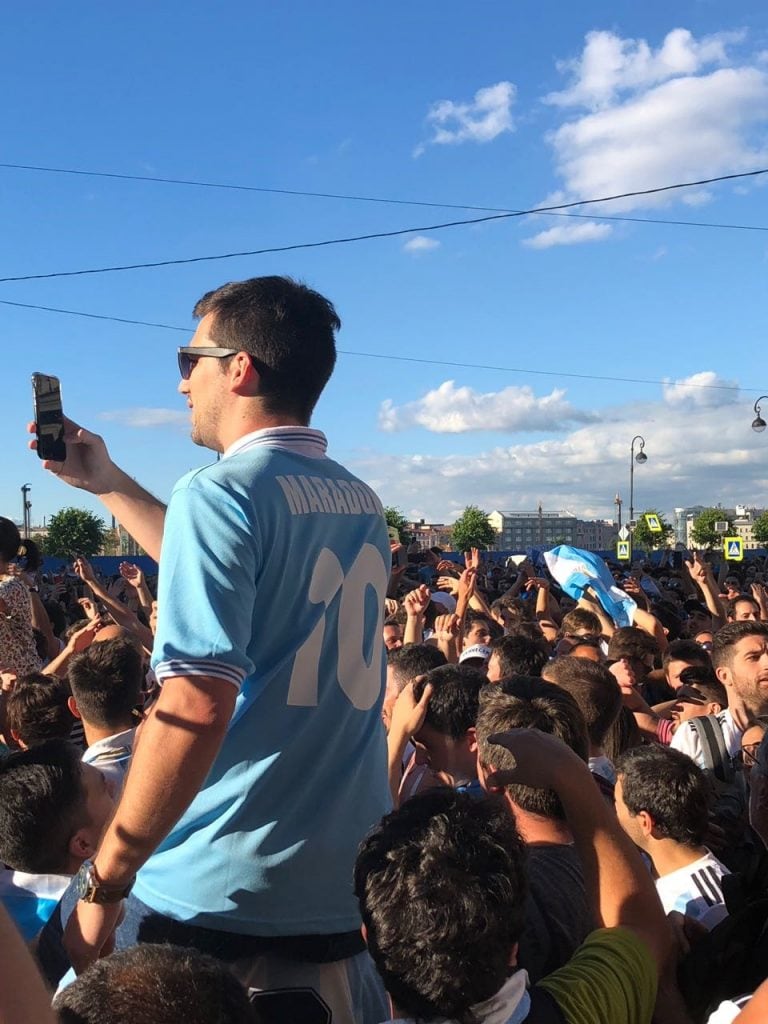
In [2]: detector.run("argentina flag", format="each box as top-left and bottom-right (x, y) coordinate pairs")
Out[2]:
(544, 545), (637, 628)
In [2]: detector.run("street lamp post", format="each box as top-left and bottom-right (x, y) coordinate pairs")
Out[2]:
(629, 436), (647, 530)
(20, 484), (31, 539)
(752, 397), (768, 433)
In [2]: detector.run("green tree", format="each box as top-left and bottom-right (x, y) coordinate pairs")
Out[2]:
(451, 505), (497, 552)
(632, 509), (674, 551)
(45, 507), (107, 558)
(383, 506), (412, 544)
(752, 511), (768, 546)
(691, 507), (732, 550)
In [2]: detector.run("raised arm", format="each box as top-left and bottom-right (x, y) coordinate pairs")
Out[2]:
(29, 417), (166, 562)
(685, 553), (725, 630)
(487, 728), (670, 969)
(74, 558), (154, 653)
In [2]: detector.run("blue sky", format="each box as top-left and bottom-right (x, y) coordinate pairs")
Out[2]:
(3, 1), (768, 530)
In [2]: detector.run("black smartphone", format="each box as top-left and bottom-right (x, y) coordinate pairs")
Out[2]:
(32, 372), (66, 461)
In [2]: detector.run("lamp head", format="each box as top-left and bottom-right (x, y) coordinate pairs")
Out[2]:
(635, 449), (648, 464)
(753, 416), (767, 434)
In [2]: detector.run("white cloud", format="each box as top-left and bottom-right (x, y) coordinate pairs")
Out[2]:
(403, 235), (441, 254)
(350, 374), (767, 523)
(547, 28), (744, 110)
(523, 221), (613, 249)
(99, 408), (189, 428)
(525, 28), (768, 247)
(414, 81), (515, 156)
(662, 371), (739, 408)
(378, 380), (598, 433)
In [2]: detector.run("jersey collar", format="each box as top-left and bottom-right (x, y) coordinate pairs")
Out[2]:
(222, 426), (328, 460)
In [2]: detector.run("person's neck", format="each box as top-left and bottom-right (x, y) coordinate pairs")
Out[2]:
(82, 719), (134, 747)
(589, 744), (605, 760)
(508, 803), (574, 845)
(648, 839), (709, 878)
(218, 410), (308, 452)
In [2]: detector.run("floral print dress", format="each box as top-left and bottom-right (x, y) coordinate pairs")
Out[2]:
(0, 575), (42, 676)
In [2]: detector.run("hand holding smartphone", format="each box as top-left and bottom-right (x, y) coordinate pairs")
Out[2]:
(31, 373), (66, 462)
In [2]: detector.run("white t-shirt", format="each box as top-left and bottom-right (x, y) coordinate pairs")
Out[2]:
(655, 850), (730, 928)
(669, 709), (742, 769)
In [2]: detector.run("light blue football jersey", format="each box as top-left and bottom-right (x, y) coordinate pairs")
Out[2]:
(136, 428), (391, 935)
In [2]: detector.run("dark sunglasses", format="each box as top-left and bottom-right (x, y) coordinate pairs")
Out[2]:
(177, 346), (240, 380)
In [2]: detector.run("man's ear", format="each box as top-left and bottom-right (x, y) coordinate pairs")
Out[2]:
(9, 729), (26, 750)
(466, 726), (478, 754)
(715, 665), (731, 688)
(67, 695), (82, 720)
(69, 827), (97, 862)
(708, 702), (724, 716)
(639, 810), (657, 839)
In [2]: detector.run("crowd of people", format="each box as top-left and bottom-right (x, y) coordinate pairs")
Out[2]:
(2, 274), (768, 1024)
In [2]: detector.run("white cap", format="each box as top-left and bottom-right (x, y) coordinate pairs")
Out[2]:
(430, 591), (457, 613)
(458, 644), (492, 665)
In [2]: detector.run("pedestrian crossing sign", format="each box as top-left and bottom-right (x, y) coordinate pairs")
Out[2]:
(724, 537), (743, 562)
(644, 514), (662, 533)
(617, 540), (631, 561)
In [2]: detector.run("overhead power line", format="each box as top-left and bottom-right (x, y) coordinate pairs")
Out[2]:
(0, 160), (766, 234)
(0, 168), (766, 285)
(2, 296), (764, 395)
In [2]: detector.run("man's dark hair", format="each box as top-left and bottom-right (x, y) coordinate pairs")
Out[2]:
(68, 637), (144, 729)
(0, 516), (21, 562)
(662, 639), (712, 672)
(489, 635), (549, 678)
(726, 595), (761, 621)
(616, 745), (712, 847)
(412, 665), (484, 739)
(678, 665), (728, 707)
(606, 626), (659, 663)
(0, 739), (86, 873)
(542, 657), (622, 748)
(462, 610), (501, 641)
(54, 943), (255, 1024)
(712, 621), (768, 671)
(193, 275), (339, 423)
(387, 643), (447, 689)
(354, 789), (527, 1024)
(476, 678), (588, 821)
(6, 673), (73, 746)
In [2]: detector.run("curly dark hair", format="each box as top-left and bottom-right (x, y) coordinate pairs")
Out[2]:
(354, 789), (527, 1023)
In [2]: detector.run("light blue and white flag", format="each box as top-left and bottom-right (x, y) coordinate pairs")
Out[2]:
(544, 545), (637, 628)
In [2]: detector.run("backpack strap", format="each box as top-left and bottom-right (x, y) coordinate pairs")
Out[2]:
(526, 986), (567, 1023)
(690, 715), (734, 784)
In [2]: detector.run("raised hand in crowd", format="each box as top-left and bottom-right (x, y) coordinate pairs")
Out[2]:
(435, 574), (460, 596)
(42, 617), (102, 678)
(403, 585), (432, 645)
(433, 612), (461, 663)
(750, 582), (768, 620)
(386, 678), (433, 807)
(464, 547), (481, 571)
(119, 561), (145, 589)
(77, 596), (99, 621)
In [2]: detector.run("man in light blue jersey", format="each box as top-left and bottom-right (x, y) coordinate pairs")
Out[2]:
(30, 277), (391, 1023)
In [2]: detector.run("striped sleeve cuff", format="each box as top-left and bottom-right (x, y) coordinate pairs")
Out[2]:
(154, 658), (246, 691)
